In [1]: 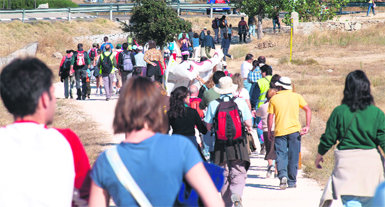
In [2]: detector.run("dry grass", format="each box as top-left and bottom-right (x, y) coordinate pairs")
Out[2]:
(0, 99), (108, 165)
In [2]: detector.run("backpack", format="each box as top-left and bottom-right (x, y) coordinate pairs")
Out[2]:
(59, 56), (72, 79)
(89, 48), (96, 61)
(213, 96), (244, 144)
(76, 51), (86, 66)
(122, 51), (133, 71)
(101, 52), (113, 75)
(219, 19), (226, 28)
(189, 98), (204, 119)
(212, 19), (218, 29)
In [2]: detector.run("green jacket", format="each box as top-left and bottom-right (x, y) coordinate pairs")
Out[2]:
(318, 104), (385, 155)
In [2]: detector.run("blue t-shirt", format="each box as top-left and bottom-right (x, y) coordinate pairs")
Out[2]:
(192, 38), (200, 48)
(100, 42), (114, 52)
(90, 133), (202, 206)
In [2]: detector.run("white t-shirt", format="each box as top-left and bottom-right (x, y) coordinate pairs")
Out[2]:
(0, 122), (75, 207)
(241, 61), (253, 79)
(233, 88), (250, 100)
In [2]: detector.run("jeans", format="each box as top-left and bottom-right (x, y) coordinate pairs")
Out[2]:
(222, 47), (231, 61)
(274, 132), (301, 186)
(249, 24), (256, 37)
(273, 18), (281, 32)
(205, 47), (212, 58)
(75, 67), (88, 99)
(214, 28), (219, 43)
(63, 75), (75, 98)
(220, 160), (247, 207)
(243, 79), (252, 92)
(367, 3), (375, 16)
(239, 33), (247, 43)
(220, 28), (226, 40)
(102, 73), (114, 99)
(341, 195), (372, 207)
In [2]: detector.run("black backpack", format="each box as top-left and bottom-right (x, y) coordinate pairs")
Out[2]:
(59, 56), (72, 79)
(219, 19), (226, 28)
(212, 19), (218, 29)
(101, 52), (113, 75)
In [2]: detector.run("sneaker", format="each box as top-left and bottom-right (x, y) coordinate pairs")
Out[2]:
(280, 177), (288, 190)
(231, 194), (242, 207)
(266, 165), (273, 178)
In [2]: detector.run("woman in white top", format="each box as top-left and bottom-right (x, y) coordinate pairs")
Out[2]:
(232, 73), (251, 110)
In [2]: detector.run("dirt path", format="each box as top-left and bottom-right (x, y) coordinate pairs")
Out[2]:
(54, 81), (323, 206)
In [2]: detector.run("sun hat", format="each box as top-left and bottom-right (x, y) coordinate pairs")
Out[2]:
(132, 45), (137, 50)
(138, 46), (143, 51)
(214, 76), (238, 95)
(275, 77), (292, 90)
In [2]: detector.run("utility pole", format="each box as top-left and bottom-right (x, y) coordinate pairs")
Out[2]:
(7, 0), (10, 9)
(34, 0), (37, 9)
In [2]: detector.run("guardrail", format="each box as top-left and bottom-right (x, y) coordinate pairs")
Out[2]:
(0, 3), (235, 22)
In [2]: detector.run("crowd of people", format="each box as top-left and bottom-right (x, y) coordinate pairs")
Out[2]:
(2, 15), (385, 207)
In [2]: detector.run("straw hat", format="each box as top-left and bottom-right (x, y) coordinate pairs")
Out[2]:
(275, 77), (292, 90)
(214, 76), (238, 95)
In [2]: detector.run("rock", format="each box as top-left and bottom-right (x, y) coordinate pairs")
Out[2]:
(52, 52), (62, 59)
(38, 3), (49, 9)
(354, 23), (362, 30)
(327, 69), (333, 73)
(0, 42), (38, 67)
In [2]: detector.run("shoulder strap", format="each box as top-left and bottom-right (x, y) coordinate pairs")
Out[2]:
(105, 147), (152, 207)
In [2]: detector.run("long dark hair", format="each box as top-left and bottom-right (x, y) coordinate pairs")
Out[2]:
(342, 70), (374, 112)
(168, 86), (189, 119)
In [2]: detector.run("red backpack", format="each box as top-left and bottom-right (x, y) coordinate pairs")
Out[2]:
(213, 96), (244, 144)
(76, 51), (86, 66)
(189, 97), (204, 119)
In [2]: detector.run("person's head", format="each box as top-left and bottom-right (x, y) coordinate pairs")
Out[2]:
(92, 43), (97, 48)
(97, 49), (102, 55)
(214, 76), (238, 95)
(222, 15), (226, 20)
(207, 30), (211, 35)
(342, 70), (374, 112)
(229, 24), (232, 28)
(275, 77), (292, 91)
(231, 73), (244, 91)
(252, 60), (259, 68)
(168, 86), (190, 119)
(261, 65), (272, 77)
(224, 33), (228, 39)
(96, 43), (100, 49)
(245, 53), (254, 62)
(105, 44), (111, 51)
(138, 46), (143, 52)
(66, 49), (74, 55)
(213, 71), (226, 85)
(258, 56), (266, 64)
(77, 43), (83, 51)
(116, 44), (122, 50)
(182, 33), (186, 40)
(0, 58), (55, 124)
(266, 88), (278, 101)
(241, 17), (244, 21)
(103, 36), (108, 42)
(113, 77), (168, 134)
(189, 85), (199, 97)
(193, 32), (199, 38)
(270, 74), (281, 89)
(122, 43), (128, 50)
(148, 40), (156, 49)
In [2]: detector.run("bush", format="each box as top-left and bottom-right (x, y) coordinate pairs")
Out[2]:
(2, 0), (78, 9)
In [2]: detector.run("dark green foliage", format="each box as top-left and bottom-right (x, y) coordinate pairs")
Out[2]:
(2, 0), (78, 10)
(124, 0), (191, 47)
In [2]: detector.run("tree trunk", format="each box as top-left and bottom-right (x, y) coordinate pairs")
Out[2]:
(257, 14), (263, 39)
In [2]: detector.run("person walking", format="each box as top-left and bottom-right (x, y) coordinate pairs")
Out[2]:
(118, 43), (136, 85)
(367, 0), (376, 16)
(144, 40), (165, 83)
(192, 33), (201, 61)
(59, 49), (75, 99)
(0, 57), (90, 206)
(134, 46), (146, 77)
(98, 44), (117, 101)
(250, 64), (273, 111)
(316, 70), (385, 206)
(227, 24), (233, 41)
(221, 33), (233, 61)
(199, 28), (207, 58)
(219, 15), (228, 42)
(267, 76), (312, 190)
(238, 17), (248, 43)
(70, 43), (91, 100)
(232, 73), (251, 110)
(93, 49), (104, 95)
(204, 30), (215, 59)
(180, 33), (191, 61)
(168, 86), (208, 153)
(204, 76), (253, 207)
(272, 9), (281, 33)
(100, 36), (113, 52)
(248, 16), (256, 39)
(240, 54), (254, 92)
(212, 17), (220, 43)
(89, 77), (224, 207)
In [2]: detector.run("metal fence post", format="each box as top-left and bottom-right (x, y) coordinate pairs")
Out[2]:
(68, 7), (71, 21)
(177, 2), (180, 16)
(22, 9), (25, 23)
(109, 5), (113, 21)
(210, 3), (213, 18)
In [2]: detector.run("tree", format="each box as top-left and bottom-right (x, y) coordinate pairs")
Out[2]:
(123, 0), (191, 47)
(233, 0), (283, 39)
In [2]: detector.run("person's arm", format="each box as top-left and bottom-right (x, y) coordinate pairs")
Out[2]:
(267, 113), (274, 141)
(185, 163), (224, 207)
(89, 181), (110, 207)
(85, 52), (91, 68)
(194, 110), (208, 134)
(70, 55), (76, 75)
(301, 105), (312, 135)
